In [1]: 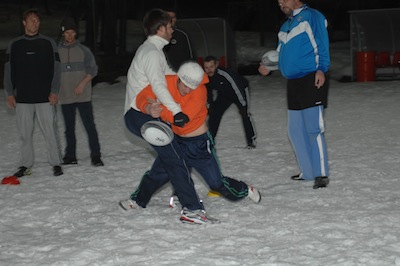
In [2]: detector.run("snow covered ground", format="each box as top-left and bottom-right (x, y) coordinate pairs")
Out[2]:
(1, 26), (400, 266)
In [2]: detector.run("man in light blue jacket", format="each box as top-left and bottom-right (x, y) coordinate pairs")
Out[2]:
(259, 0), (330, 189)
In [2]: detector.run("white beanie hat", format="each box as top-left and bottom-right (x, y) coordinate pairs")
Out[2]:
(177, 62), (204, 89)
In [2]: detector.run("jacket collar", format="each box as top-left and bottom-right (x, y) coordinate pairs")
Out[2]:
(293, 4), (307, 17)
(147, 35), (169, 50)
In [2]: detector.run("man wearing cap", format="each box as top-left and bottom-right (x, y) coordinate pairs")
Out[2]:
(3, 9), (63, 177)
(58, 17), (104, 167)
(119, 62), (261, 224)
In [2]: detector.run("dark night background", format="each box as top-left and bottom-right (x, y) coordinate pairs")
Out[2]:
(1, 0), (400, 82)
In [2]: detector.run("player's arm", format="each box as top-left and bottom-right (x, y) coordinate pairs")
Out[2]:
(143, 51), (181, 115)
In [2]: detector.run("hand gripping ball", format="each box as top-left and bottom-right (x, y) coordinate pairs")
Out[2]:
(141, 121), (174, 146)
(261, 50), (279, 71)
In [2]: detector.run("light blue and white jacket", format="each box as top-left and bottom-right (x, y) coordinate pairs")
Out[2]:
(277, 5), (330, 80)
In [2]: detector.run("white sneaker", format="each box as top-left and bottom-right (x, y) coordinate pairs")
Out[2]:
(180, 208), (219, 225)
(247, 186), (261, 203)
(119, 199), (139, 211)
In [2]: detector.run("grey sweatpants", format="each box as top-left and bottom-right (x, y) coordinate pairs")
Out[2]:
(16, 103), (62, 167)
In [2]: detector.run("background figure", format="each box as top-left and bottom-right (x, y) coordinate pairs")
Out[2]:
(164, 9), (196, 71)
(58, 17), (104, 166)
(3, 9), (63, 177)
(203, 55), (257, 149)
(258, 0), (330, 189)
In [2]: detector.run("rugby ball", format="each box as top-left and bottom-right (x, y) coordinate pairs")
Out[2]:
(141, 121), (174, 146)
(261, 50), (279, 71)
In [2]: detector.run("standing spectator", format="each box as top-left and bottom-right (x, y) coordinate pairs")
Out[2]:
(58, 17), (104, 166)
(258, 0), (330, 189)
(3, 9), (63, 177)
(203, 56), (257, 148)
(122, 9), (205, 223)
(164, 9), (196, 71)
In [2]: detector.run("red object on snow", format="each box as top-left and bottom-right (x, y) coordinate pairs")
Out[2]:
(1, 176), (20, 185)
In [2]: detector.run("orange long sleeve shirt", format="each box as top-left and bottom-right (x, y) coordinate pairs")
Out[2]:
(136, 74), (209, 136)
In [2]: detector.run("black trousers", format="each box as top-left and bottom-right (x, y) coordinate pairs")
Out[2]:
(61, 101), (101, 159)
(208, 96), (256, 145)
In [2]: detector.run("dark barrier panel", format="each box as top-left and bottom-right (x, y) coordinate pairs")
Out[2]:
(176, 17), (236, 71)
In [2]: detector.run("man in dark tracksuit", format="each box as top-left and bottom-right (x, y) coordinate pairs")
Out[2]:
(164, 9), (196, 72)
(3, 9), (63, 177)
(203, 56), (257, 148)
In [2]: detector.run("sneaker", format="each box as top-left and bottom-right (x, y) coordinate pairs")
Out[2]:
(62, 157), (78, 165)
(247, 186), (261, 203)
(13, 166), (32, 178)
(247, 138), (257, 149)
(119, 199), (139, 211)
(247, 143), (256, 149)
(291, 174), (304, 181)
(91, 156), (104, 167)
(53, 166), (63, 176)
(180, 208), (213, 225)
(313, 176), (329, 189)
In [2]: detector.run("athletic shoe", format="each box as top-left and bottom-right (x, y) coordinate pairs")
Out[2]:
(313, 176), (329, 189)
(53, 166), (63, 176)
(62, 157), (78, 165)
(180, 208), (212, 225)
(291, 174), (304, 180)
(247, 143), (256, 149)
(247, 186), (261, 203)
(119, 199), (140, 211)
(91, 156), (104, 167)
(13, 166), (32, 178)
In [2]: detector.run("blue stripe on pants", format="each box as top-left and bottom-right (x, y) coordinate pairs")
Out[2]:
(288, 106), (329, 180)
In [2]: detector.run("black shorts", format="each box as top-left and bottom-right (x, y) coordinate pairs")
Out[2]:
(287, 72), (329, 110)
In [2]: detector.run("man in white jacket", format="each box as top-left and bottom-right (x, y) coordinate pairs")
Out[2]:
(124, 8), (189, 127)
(122, 9), (205, 222)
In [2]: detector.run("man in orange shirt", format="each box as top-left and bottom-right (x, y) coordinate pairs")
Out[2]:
(120, 62), (261, 224)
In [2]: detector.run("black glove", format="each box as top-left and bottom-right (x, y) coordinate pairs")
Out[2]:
(173, 112), (189, 127)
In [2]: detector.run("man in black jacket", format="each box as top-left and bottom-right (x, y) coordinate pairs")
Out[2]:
(3, 9), (63, 177)
(203, 56), (257, 148)
(164, 9), (196, 71)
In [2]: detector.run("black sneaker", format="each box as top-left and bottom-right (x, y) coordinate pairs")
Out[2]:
(62, 157), (78, 165)
(53, 166), (63, 176)
(291, 174), (304, 180)
(13, 166), (32, 177)
(247, 143), (256, 149)
(91, 156), (104, 167)
(313, 176), (329, 189)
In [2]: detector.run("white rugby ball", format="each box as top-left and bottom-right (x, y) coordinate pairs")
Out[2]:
(141, 121), (174, 146)
(261, 50), (279, 71)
